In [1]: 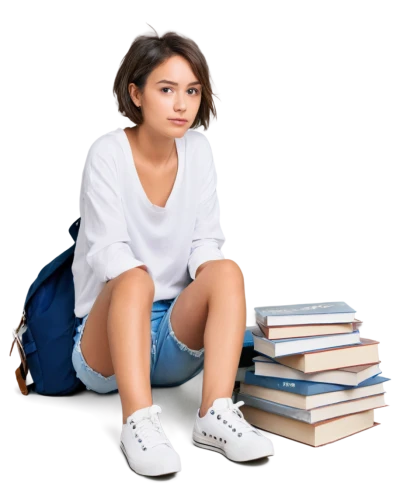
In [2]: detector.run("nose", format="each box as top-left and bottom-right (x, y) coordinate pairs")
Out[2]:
(173, 92), (188, 112)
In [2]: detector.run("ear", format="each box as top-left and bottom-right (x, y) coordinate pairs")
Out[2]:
(128, 83), (141, 108)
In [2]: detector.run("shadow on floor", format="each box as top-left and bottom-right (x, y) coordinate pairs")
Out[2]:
(9, 347), (255, 463)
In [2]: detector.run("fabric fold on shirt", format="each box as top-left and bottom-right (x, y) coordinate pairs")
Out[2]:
(84, 153), (144, 282)
(187, 149), (225, 280)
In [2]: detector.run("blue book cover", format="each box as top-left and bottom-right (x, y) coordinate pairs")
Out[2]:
(244, 367), (390, 396)
(253, 302), (358, 325)
(254, 301), (356, 318)
(243, 328), (254, 347)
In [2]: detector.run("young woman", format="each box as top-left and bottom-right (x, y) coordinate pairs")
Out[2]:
(71, 29), (274, 477)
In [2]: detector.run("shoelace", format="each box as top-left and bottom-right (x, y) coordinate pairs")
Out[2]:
(131, 407), (170, 450)
(217, 401), (263, 436)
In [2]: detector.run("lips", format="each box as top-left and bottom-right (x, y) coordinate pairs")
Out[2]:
(168, 118), (187, 122)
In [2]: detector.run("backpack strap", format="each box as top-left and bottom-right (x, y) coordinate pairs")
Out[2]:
(8, 318), (30, 396)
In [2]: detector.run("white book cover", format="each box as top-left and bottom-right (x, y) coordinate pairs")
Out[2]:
(251, 329), (361, 357)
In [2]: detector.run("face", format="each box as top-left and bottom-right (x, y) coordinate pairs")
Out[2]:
(129, 55), (202, 137)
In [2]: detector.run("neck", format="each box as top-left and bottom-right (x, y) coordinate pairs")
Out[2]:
(127, 125), (177, 168)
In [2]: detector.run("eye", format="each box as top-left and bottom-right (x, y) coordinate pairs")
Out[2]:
(161, 87), (200, 95)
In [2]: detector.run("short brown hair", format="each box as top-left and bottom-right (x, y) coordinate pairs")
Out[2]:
(113, 26), (218, 130)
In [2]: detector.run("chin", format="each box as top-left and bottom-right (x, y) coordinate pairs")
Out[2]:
(167, 128), (188, 138)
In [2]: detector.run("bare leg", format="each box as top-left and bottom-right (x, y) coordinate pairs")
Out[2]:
(79, 267), (155, 424)
(169, 260), (246, 418)
(199, 262), (246, 417)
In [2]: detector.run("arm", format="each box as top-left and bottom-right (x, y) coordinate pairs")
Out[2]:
(187, 142), (226, 281)
(84, 149), (146, 282)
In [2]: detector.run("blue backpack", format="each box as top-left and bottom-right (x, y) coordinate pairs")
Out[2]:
(9, 217), (85, 396)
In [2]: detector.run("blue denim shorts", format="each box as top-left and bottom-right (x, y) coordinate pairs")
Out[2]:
(71, 291), (205, 394)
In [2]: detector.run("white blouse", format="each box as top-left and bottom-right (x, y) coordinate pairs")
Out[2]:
(71, 127), (226, 318)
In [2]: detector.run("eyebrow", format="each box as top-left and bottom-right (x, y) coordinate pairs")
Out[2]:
(156, 79), (202, 86)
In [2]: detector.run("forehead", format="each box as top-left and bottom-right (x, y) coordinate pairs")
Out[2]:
(149, 55), (198, 83)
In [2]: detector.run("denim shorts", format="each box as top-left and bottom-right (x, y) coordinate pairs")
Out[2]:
(71, 291), (205, 394)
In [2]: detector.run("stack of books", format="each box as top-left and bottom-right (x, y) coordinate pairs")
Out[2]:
(233, 301), (390, 447)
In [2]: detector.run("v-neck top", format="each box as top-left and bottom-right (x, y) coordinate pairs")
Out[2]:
(120, 128), (184, 212)
(72, 127), (226, 318)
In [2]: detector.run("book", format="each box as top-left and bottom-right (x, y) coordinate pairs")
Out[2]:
(244, 367), (390, 396)
(239, 377), (388, 410)
(252, 355), (382, 385)
(242, 328), (254, 347)
(249, 327), (361, 357)
(233, 389), (387, 424)
(254, 301), (356, 326)
(255, 319), (363, 340)
(233, 401), (381, 447)
(261, 337), (380, 373)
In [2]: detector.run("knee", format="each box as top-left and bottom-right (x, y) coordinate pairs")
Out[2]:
(109, 266), (155, 301)
(208, 259), (245, 287)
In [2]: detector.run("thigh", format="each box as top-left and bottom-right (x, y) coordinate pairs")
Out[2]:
(79, 267), (153, 377)
(168, 260), (243, 351)
(79, 280), (114, 378)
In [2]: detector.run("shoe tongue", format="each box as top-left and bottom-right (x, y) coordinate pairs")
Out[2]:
(212, 397), (234, 410)
(128, 404), (161, 423)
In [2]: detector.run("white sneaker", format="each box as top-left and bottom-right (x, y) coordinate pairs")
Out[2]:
(192, 397), (274, 462)
(120, 404), (181, 476)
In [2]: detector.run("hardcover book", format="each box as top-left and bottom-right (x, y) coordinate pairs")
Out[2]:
(233, 390), (387, 424)
(239, 377), (388, 410)
(249, 327), (361, 357)
(232, 399), (381, 447)
(243, 365), (390, 396)
(254, 301), (356, 326)
(258, 338), (380, 373)
(252, 355), (382, 386)
(254, 319), (363, 340)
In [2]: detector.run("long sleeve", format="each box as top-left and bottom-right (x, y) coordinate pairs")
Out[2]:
(83, 150), (145, 282)
(187, 145), (226, 280)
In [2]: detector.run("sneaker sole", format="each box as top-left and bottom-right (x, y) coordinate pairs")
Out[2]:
(118, 443), (181, 483)
(192, 436), (273, 469)
(120, 441), (181, 476)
